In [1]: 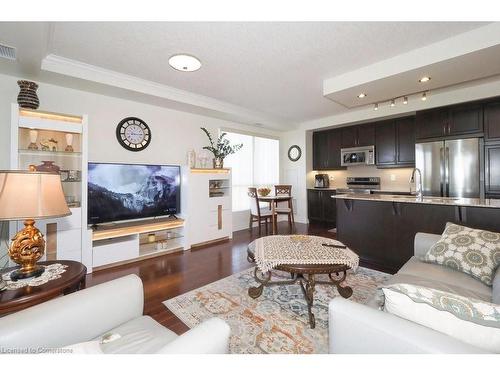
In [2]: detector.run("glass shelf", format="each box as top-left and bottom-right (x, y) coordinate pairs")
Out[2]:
(19, 149), (82, 157)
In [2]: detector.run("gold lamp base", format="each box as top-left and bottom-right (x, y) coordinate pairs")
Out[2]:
(8, 219), (46, 281)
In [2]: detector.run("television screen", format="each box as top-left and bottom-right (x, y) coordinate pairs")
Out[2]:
(88, 163), (180, 225)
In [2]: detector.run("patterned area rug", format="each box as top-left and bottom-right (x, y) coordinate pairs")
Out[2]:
(164, 266), (390, 354)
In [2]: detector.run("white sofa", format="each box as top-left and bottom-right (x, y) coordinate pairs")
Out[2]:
(329, 232), (496, 354)
(0, 274), (230, 354)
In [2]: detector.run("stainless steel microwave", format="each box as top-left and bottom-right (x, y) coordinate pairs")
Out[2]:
(340, 145), (375, 166)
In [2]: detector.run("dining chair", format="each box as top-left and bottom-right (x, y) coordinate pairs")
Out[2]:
(274, 184), (295, 232)
(248, 187), (276, 234)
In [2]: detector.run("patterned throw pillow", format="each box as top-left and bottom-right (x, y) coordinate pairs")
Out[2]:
(424, 223), (500, 286)
(383, 283), (500, 352)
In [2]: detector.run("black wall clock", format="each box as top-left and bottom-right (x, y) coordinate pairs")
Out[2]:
(287, 145), (302, 162)
(116, 117), (151, 151)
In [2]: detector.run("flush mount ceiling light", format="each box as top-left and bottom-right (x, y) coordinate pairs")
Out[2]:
(357, 93), (367, 99)
(403, 96), (408, 105)
(168, 54), (201, 72)
(419, 76), (431, 83)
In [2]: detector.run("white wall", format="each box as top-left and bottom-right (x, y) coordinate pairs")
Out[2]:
(280, 129), (308, 223)
(0, 73), (282, 233)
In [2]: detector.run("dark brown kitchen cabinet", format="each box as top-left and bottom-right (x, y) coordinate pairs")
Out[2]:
(485, 101), (500, 142)
(312, 130), (329, 170)
(448, 103), (483, 136)
(357, 124), (376, 147)
(307, 189), (336, 225)
(396, 117), (416, 165)
(375, 121), (396, 166)
(340, 126), (357, 148)
(485, 143), (500, 197)
(375, 117), (415, 168)
(415, 107), (449, 140)
(312, 128), (345, 170)
(336, 199), (396, 269)
(326, 128), (344, 170)
(416, 102), (483, 140)
(341, 124), (375, 148)
(336, 198), (457, 273)
(307, 189), (323, 221)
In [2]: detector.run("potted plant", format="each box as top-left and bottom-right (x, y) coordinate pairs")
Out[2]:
(200, 127), (243, 168)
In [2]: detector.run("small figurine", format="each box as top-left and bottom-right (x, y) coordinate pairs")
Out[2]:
(48, 138), (58, 152)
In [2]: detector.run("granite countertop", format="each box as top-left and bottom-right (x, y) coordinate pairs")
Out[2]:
(332, 193), (500, 209)
(307, 187), (338, 190)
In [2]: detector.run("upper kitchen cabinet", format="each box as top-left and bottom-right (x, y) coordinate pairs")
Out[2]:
(416, 102), (483, 140)
(448, 102), (483, 136)
(312, 128), (345, 170)
(375, 120), (396, 166)
(485, 101), (500, 142)
(326, 128), (344, 170)
(341, 124), (375, 148)
(312, 130), (329, 170)
(415, 107), (448, 140)
(356, 124), (376, 147)
(396, 117), (416, 165)
(375, 117), (415, 168)
(340, 126), (357, 148)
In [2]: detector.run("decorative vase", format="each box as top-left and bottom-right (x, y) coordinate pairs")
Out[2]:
(35, 161), (60, 173)
(17, 80), (39, 109)
(187, 149), (196, 168)
(65, 133), (74, 152)
(213, 157), (224, 169)
(28, 129), (38, 150)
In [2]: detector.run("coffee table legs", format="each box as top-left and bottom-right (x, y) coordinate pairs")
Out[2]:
(248, 267), (353, 329)
(300, 274), (316, 328)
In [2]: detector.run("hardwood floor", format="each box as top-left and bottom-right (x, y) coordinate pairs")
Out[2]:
(85, 221), (379, 335)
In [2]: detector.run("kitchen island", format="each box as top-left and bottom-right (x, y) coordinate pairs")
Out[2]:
(333, 193), (500, 274)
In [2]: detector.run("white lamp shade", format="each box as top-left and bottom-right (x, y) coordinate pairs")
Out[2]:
(0, 171), (71, 220)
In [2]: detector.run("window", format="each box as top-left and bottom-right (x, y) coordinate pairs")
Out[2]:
(224, 131), (279, 211)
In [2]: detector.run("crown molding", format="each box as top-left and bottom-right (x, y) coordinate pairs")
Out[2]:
(41, 54), (292, 130)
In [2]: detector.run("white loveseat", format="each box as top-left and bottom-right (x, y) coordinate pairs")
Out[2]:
(0, 274), (230, 354)
(329, 232), (497, 354)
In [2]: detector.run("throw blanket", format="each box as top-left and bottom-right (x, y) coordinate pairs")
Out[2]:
(251, 235), (359, 273)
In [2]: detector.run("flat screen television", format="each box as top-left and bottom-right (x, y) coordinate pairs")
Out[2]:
(88, 162), (180, 225)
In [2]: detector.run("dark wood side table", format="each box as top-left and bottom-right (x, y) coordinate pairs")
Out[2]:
(0, 260), (86, 315)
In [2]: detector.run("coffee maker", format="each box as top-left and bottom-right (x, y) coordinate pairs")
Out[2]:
(314, 174), (330, 188)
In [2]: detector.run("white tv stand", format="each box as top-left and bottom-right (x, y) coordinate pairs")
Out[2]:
(90, 217), (185, 271)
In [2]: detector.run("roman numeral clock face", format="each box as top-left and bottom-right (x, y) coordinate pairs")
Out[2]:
(116, 117), (151, 151)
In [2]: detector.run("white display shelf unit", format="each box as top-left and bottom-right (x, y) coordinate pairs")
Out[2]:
(9, 104), (91, 271)
(91, 218), (185, 270)
(183, 168), (232, 248)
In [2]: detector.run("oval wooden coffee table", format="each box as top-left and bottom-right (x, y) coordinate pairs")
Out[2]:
(247, 237), (355, 329)
(0, 260), (87, 315)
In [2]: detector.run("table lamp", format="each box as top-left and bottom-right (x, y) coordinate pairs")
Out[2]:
(0, 169), (71, 281)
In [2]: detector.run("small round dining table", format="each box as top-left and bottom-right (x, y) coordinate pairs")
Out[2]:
(257, 195), (293, 234)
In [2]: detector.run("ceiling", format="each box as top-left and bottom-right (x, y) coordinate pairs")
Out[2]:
(0, 21), (494, 129)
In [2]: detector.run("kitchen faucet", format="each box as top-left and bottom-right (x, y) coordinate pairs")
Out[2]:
(410, 168), (423, 201)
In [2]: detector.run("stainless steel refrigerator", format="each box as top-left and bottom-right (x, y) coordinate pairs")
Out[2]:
(415, 138), (482, 198)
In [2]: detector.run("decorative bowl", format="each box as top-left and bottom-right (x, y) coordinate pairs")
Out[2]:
(257, 187), (271, 196)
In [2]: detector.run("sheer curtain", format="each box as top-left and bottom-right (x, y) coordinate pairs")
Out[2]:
(224, 131), (279, 211)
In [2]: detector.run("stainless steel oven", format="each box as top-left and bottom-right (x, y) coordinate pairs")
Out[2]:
(340, 145), (375, 166)
(336, 177), (381, 194)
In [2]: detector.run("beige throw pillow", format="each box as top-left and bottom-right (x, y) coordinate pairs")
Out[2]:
(424, 223), (500, 286)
